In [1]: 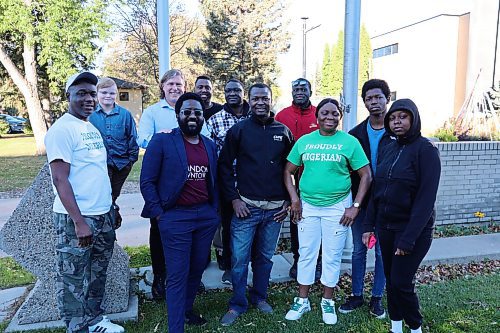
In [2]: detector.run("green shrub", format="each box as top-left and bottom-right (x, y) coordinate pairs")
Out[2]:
(433, 127), (458, 142)
(0, 121), (10, 135)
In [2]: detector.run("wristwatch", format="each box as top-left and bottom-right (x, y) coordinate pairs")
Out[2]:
(353, 202), (360, 208)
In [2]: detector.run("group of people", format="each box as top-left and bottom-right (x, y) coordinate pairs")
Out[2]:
(44, 69), (441, 333)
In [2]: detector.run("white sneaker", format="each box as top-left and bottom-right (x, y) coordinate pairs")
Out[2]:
(321, 298), (337, 325)
(88, 316), (125, 333)
(285, 297), (311, 321)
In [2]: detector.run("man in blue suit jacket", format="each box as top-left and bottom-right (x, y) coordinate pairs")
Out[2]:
(140, 92), (219, 332)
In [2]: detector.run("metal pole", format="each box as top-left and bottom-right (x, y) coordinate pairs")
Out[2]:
(157, 0), (170, 79)
(341, 0), (361, 263)
(301, 17), (308, 78)
(342, 0), (361, 131)
(492, 0), (500, 88)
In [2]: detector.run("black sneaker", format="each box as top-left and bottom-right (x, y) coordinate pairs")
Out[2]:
(185, 311), (207, 326)
(289, 261), (298, 280)
(151, 276), (166, 301)
(338, 295), (364, 314)
(369, 296), (386, 319)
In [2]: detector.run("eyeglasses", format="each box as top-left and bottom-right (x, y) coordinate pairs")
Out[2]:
(179, 109), (203, 117)
(292, 79), (309, 87)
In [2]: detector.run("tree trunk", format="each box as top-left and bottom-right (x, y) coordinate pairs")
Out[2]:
(0, 41), (48, 155)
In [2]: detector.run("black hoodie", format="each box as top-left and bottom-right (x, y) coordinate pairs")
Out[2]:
(363, 99), (441, 252)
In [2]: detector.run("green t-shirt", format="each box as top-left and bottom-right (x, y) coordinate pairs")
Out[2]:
(287, 130), (369, 206)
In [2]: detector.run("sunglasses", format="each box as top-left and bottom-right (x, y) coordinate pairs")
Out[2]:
(179, 109), (203, 117)
(292, 79), (309, 87)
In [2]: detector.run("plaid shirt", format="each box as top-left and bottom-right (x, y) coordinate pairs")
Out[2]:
(207, 105), (250, 156)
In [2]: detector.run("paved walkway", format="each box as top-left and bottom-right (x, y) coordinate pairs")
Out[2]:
(1, 193), (500, 323)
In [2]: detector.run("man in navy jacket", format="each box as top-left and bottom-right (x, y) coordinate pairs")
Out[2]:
(140, 92), (219, 332)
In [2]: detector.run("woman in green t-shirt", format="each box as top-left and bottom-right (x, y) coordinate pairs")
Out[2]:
(283, 98), (372, 325)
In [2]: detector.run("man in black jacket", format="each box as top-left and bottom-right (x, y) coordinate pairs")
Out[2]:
(339, 79), (393, 319)
(219, 83), (294, 326)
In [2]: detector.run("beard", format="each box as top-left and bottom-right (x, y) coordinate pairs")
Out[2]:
(178, 119), (203, 137)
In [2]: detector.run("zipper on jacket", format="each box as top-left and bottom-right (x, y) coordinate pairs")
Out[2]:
(383, 145), (405, 215)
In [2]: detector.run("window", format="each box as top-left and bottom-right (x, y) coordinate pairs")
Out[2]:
(373, 43), (398, 58)
(119, 92), (129, 101)
(390, 91), (397, 101)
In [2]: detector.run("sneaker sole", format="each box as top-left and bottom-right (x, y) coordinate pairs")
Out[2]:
(370, 310), (386, 319)
(338, 307), (356, 314)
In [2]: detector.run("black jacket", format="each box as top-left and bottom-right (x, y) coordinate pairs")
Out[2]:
(348, 117), (393, 207)
(218, 113), (294, 202)
(363, 99), (441, 252)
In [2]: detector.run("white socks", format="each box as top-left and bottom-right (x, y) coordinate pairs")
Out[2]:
(391, 320), (403, 333)
(390, 321), (422, 333)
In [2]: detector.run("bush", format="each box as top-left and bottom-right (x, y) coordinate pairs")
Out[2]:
(0, 121), (10, 135)
(433, 127), (458, 142)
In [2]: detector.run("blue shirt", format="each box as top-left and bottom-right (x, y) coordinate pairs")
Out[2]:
(366, 121), (386, 175)
(136, 99), (210, 148)
(89, 104), (139, 170)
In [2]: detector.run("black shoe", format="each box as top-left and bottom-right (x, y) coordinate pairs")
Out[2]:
(369, 296), (386, 319)
(289, 261), (297, 280)
(185, 311), (207, 326)
(197, 281), (206, 294)
(151, 276), (166, 301)
(338, 295), (364, 314)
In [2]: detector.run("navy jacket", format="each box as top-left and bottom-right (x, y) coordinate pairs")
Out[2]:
(140, 127), (219, 218)
(363, 99), (441, 252)
(348, 117), (393, 208)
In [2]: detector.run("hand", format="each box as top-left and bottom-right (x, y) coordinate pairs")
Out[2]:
(74, 218), (92, 247)
(289, 199), (302, 224)
(339, 206), (359, 226)
(273, 201), (290, 223)
(395, 248), (409, 256)
(113, 208), (123, 230)
(362, 232), (373, 247)
(232, 199), (250, 218)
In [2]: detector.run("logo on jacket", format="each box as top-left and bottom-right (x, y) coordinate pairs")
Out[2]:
(273, 135), (283, 142)
(309, 123), (318, 129)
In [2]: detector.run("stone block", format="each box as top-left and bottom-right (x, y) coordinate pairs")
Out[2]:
(0, 164), (130, 325)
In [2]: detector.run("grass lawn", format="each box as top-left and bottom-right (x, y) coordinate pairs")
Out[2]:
(1, 273), (497, 333)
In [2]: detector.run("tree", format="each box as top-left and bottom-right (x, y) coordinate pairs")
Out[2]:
(104, 0), (204, 104)
(0, 0), (109, 154)
(187, 0), (290, 97)
(316, 25), (372, 98)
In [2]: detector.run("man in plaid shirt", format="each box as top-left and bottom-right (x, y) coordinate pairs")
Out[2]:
(207, 78), (250, 283)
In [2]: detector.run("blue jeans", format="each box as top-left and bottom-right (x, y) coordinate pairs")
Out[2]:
(351, 208), (385, 297)
(229, 206), (282, 313)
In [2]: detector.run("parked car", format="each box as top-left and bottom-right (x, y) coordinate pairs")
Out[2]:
(0, 114), (27, 133)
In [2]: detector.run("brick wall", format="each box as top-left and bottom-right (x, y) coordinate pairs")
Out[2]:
(435, 141), (500, 225)
(280, 141), (500, 238)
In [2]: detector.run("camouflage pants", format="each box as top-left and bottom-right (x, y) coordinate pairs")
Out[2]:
(53, 211), (115, 333)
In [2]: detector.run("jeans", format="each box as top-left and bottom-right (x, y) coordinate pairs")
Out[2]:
(351, 208), (385, 297)
(107, 163), (133, 204)
(158, 203), (219, 333)
(229, 206), (282, 313)
(378, 226), (433, 329)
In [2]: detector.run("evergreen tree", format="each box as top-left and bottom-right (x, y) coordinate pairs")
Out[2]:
(358, 24), (372, 93)
(330, 30), (345, 96)
(188, 0), (290, 97)
(318, 43), (331, 96)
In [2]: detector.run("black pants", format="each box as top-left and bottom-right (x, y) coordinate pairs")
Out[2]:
(220, 200), (233, 269)
(378, 226), (433, 329)
(107, 164), (133, 204)
(150, 218), (166, 279)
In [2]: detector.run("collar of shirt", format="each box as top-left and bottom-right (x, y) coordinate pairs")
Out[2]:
(96, 104), (121, 116)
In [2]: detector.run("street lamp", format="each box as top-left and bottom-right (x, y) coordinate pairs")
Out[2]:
(301, 17), (321, 78)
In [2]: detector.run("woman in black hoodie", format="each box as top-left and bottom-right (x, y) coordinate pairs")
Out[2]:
(362, 99), (441, 333)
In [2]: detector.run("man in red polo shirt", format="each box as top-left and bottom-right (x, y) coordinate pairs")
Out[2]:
(275, 78), (320, 280)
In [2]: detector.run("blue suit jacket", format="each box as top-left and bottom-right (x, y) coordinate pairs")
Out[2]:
(140, 127), (219, 218)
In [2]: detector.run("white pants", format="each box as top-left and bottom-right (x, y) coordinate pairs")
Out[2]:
(296, 194), (352, 287)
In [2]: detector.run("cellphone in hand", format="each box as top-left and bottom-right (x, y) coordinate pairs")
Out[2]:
(368, 234), (377, 249)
